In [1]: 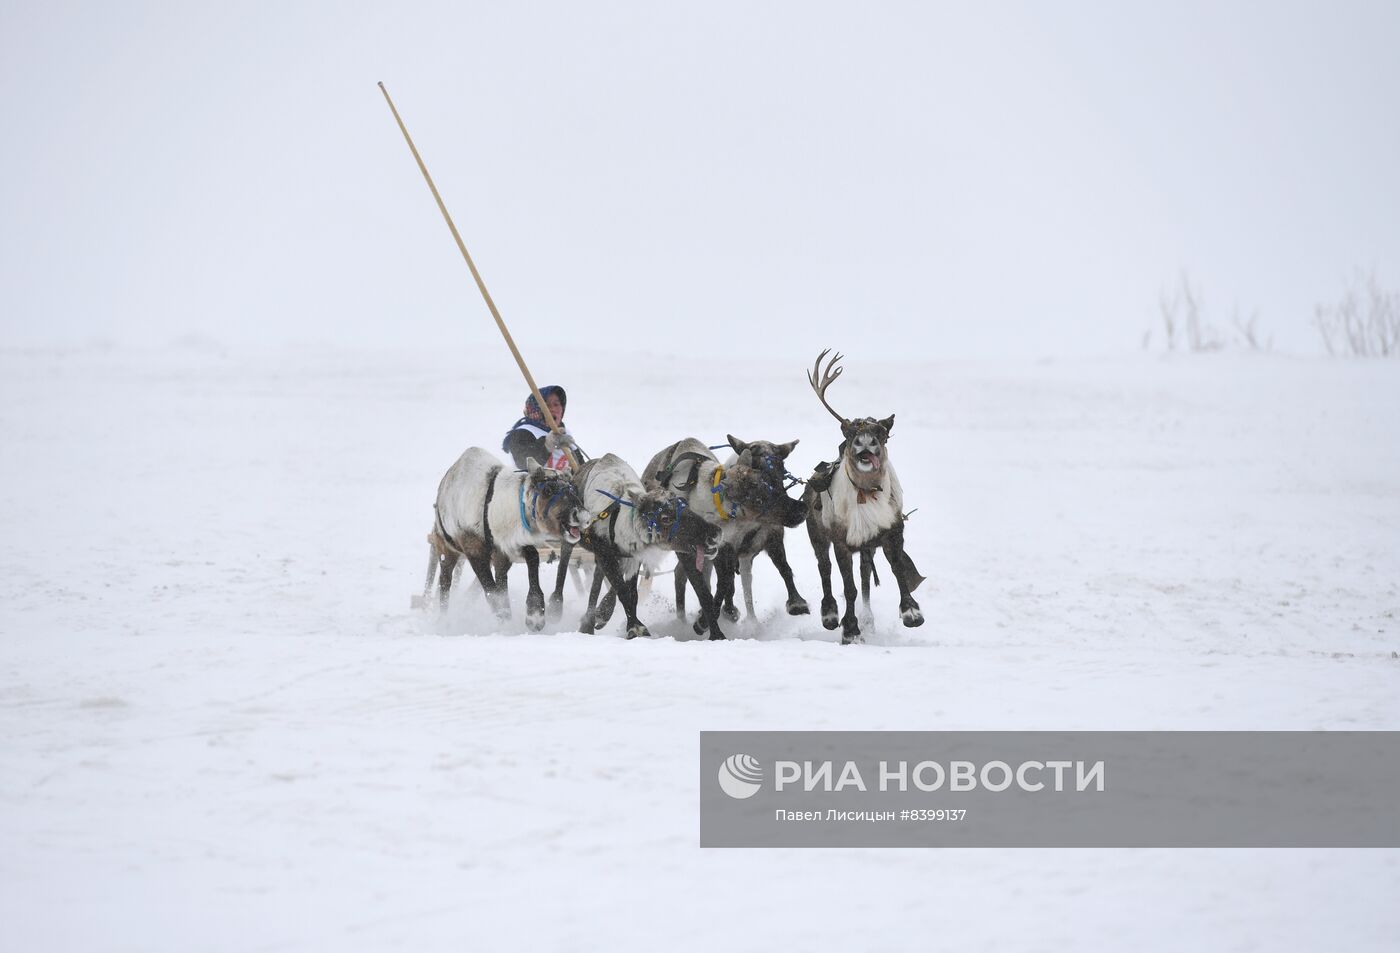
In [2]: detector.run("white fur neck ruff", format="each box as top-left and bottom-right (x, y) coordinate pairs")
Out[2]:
(822, 455), (904, 548)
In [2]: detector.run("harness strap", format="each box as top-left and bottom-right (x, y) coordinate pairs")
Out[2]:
(658, 449), (710, 492)
(606, 501), (622, 545)
(542, 488), (569, 518)
(668, 497), (687, 541)
(518, 480), (532, 531)
(711, 465), (730, 521)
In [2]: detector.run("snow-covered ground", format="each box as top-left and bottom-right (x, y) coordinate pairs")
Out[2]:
(2, 342), (1398, 951)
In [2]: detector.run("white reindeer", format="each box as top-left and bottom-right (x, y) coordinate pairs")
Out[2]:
(427, 448), (584, 631)
(570, 453), (723, 639)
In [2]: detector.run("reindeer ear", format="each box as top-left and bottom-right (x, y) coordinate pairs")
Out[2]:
(879, 415), (895, 435)
(840, 421), (855, 440)
(726, 434), (747, 454)
(777, 439), (798, 458)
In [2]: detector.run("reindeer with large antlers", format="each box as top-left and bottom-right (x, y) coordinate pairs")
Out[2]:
(803, 350), (925, 643)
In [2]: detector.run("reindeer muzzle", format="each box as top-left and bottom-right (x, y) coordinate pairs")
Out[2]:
(854, 449), (882, 473)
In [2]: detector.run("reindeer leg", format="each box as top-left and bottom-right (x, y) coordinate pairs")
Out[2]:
(628, 573), (643, 624)
(599, 557), (649, 639)
(673, 560), (689, 622)
(437, 552), (459, 612)
(689, 555), (716, 635)
(739, 554), (756, 620)
(881, 525), (924, 628)
(858, 548), (875, 627)
(765, 531), (809, 616)
(548, 541), (572, 623)
(833, 542), (862, 644)
(713, 546), (741, 622)
(808, 520), (838, 630)
(492, 551), (515, 621)
(681, 555), (727, 641)
(463, 551), (507, 621)
(521, 545), (546, 632)
(595, 581), (619, 626)
(579, 562), (605, 634)
(691, 556), (719, 633)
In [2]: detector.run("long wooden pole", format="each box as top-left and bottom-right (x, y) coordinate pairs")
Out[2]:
(378, 81), (576, 468)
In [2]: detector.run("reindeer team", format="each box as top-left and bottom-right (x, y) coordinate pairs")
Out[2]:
(424, 351), (924, 644)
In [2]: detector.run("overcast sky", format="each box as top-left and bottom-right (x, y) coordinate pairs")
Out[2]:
(3, 1), (1397, 359)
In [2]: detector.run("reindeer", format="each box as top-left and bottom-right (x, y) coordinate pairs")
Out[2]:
(426, 448), (586, 631)
(567, 453), (723, 639)
(711, 437), (810, 621)
(643, 438), (806, 634)
(803, 350), (924, 643)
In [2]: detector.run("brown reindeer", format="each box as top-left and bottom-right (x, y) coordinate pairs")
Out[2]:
(802, 350), (925, 643)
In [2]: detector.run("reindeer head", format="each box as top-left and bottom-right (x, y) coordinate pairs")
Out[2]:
(808, 350), (895, 490)
(726, 435), (807, 528)
(634, 487), (722, 559)
(524, 460), (585, 544)
(705, 462), (775, 521)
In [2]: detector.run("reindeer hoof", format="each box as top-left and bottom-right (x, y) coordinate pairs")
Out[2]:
(626, 623), (651, 640)
(546, 595), (563, 624)
(841, 616), (861, 642)
(526, 610), (545, 632)
(901, 605), (924, 627)
(841, 630), (866, 645)
(721, 604), (740, 623)
(821, 598), (839, 630)
(786, 596), (810, 616)
(578, 613), (596, 635)
(708, 629), (728, 641)
(596, 592), (618, 626)
(693, 617), (708, 636)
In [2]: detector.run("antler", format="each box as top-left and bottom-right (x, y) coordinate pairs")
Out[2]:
(807, 349), (849, 425)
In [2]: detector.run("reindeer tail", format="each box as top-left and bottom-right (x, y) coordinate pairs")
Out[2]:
(420, 516), (455, 607)
(424, 535), (442, 593)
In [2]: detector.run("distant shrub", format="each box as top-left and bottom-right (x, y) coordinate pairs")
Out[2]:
(1145, 272), (1270, 353)
(1314, 271), (1400, 357)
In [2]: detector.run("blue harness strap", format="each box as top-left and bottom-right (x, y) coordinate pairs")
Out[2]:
(668, 497), (687, 541)
(594, 489), (635, 508)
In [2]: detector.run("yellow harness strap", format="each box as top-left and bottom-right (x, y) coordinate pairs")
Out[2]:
(711, 466), (730, 521)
